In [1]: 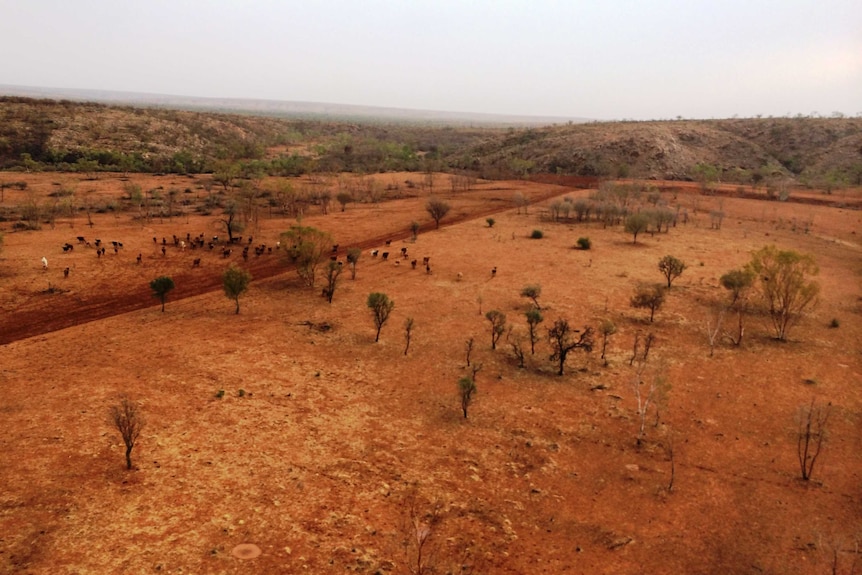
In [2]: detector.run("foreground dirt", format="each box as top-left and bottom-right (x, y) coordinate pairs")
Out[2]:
(1, 173), (860, 574)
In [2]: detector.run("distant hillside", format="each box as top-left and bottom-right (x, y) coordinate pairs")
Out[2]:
(1, 95), (860, 188)
(0, 84), (584, 126)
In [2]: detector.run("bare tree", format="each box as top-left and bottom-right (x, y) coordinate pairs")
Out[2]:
(507, 327), (527, 368)
(425, 198), (451, 229)
(464, 337), (475, 367)
(599, 319), (617, 365)
(797, 399), (831, 481)
(281, 225), (333, 288)
(109, 396), (144, 470)
(547, 319), (594, 376)
(631, 284), (666, 323)
(458, 377), (477, 419)
(403, 317), (415, 356)
(706, 308), (724, 357)
(485, 310), (507, 350)
(322, 260), (343, 303)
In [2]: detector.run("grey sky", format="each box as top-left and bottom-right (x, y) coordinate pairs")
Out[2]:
(1, 0), (859, 120)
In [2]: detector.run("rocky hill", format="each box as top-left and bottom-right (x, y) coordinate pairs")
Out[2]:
(1, 96), (860, 187)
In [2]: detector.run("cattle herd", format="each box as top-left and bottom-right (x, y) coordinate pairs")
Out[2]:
(42, 231), (496, 289)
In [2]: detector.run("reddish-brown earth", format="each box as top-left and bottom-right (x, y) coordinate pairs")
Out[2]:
(0, 173), (860, 574)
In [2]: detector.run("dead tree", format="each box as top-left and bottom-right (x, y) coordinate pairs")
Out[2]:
(797, 399), (831, 481)
(109, 396), (145, 470)
(547, 319), (594, 376)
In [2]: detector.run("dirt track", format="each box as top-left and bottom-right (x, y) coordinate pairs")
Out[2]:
(0, 185), (575, 345)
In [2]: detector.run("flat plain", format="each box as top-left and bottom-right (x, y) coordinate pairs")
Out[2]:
(1, 172), (860, 574)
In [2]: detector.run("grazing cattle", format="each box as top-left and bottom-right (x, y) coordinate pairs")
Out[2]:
(242, 247), (249, 261)
(411, 259), (417, 269)
(192, 258), (201, 267)
(422, 256), (430, 266)
(371, 249), (379, 257)
(395, 260), (401, 267)
(275, 241), (281, 250)
(111, 241), (123, 249)
(491, 266), (497, 277)
(212, 235), (219, 244)
(63, 267), (70, 278)
(330, 255), (337, 261)
(96, 249), (102, 259)
(76, 236), (86, 243)
(401, 247), (408, 258)
(153, 237), (157, 245)
(162, 237), (167, 246)
(161, 246), (166, 256)
(332, 244), (339, 253)
(426, 264), (432, 274)
(267, 247), (273, 254)
(385, 240), (391, 246)
(456, 272), (463, 281)
(382, 252), (389, 261)
(136, 253), (142, 264)
(248, 236), (254, 245)
(62, 243), (74, 252)
(222, 248), (232, 258)
(41, 257), (48, 270)
(94, 239), (102, 247)
(179, 240), (186, 251)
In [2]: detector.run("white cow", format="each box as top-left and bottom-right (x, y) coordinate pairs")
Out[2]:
(41, 257), (48, 270)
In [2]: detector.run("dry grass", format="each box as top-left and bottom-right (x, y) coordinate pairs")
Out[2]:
(0, 173), (860, 574)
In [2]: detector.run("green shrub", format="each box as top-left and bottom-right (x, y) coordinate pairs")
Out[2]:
(576, 237), (591, 250)
(530, 229), (544, 239)
(829, 318), (840, 328)
(486, 217), (495, 228)
(215, 389), (225, 399)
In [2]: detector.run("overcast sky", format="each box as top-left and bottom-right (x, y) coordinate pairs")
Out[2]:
(1, 0), (859, 120)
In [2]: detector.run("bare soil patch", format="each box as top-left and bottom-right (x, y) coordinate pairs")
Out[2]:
(1, 173), (860, 574)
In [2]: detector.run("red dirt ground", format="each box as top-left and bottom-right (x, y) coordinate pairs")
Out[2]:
(0, 173), (860, 574)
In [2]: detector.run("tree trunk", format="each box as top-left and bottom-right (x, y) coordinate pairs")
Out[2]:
(125, 445), (133, 470)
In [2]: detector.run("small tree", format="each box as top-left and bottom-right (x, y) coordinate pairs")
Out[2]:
(367, 292), (395, 342)
(458, 376), (477, 419)
(281, 225), (333, 288)
(346, 247), (361, 280)
(335, 191), (353, 212)
(109, 396), (144, 470)
(410, 220), (421, 241)
(747, 246), (820, 341)
(322, 260), (343, 303)
(797, 399), (831, 481)
(425, 198), (451, 229)
(150, 276), (175, 312)
(547, 319), (594, 376)
(599, 319), (617, 365)
(720, 268), (755, 307)
(576, 237), (591, 250)
(658, 255), (686, 289)
(485, 217), (495, 228)
(624, 213), (650, 244)
(222, 265), (252, 314)
(520, 284), (542, 309)
(464, 337), (475, 366)
(631, 284), (666, 323)
(485, 310), (507, 350)
(403, 317), (414, 356)
(507, 327), (527, 368)
(525, 308), (544, 355)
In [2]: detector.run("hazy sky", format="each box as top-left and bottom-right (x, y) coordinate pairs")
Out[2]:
(1, 0), (859, 120)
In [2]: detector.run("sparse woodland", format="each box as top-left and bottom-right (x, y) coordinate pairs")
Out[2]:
(0, 97), (859, 574)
